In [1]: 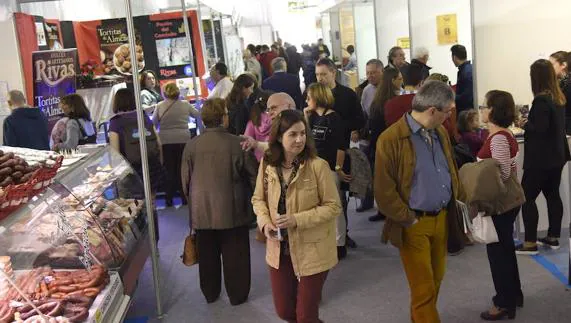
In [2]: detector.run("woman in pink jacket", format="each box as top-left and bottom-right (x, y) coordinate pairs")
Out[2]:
(244, 93), (272, 161)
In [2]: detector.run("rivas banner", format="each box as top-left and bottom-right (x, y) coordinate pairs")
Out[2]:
(32, 49), (77, 131)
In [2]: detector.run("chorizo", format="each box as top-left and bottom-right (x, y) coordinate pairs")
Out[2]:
(0, 176), (12, 187)
(64, 295), (92, 308)
(50, 278), (74, 287)
(0, 159), (16, 168)
(56, 285), (78, 293)
(12, 171), (23, 179)
(0, 167), (12, 176)
(82, 286), (101, 298)
(63, 306), (88, 322)
(50, 292), (67, 299)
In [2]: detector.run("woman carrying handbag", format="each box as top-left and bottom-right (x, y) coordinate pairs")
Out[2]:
(476, 90), (525, 320)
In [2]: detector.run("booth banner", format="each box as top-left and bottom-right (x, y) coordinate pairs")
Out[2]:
(46, 22), (63, 50)
(32, 49), (78, 131)
(436, 14), (458, 45)
(153, 19), (194, 80)
(97, 19), (145, 75)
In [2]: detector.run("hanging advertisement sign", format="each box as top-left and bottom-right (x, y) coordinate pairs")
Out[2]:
(154, 19), (193, 79)
(397, 37), (410, 49)
(436, 14), (458, 45)
(98, 19), (145, 75)
(32, 49), (78, 131)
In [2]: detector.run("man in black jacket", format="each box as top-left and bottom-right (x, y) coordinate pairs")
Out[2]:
(3, 90), (50, 150)
(316, 58), (365, 258)
(451, 44), (474, 113)
(285, 45), (303, 78)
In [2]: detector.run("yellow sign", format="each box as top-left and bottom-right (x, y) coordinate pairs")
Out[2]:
(397, 37), (410, 49)
(436, 14), (458, 45)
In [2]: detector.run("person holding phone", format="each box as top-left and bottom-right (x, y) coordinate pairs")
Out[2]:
(252, 110), (341, 323)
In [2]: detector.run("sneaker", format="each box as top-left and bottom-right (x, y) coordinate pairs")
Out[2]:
(537, 237), (560, 250)
(515, 244), (538, 255)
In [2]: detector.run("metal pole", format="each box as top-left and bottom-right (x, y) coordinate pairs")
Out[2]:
(123, 0), (163, 318)
(196, 0), (209, 71)
(220, 13), (229, 67)
(209, 11), (219, 62)
(407, 0), (414, 59)
(181, 0), (202, 104)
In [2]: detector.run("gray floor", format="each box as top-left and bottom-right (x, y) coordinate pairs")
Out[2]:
(127, 200), (571, 323)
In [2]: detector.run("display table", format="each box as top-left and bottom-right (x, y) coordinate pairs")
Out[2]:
(77, 83), (127, 126)
(515, 137), (571, 235)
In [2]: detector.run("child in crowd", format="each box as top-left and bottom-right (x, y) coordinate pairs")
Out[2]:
(458, 109), (488, 157)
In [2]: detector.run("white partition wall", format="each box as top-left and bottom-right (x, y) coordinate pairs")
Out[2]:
(408, 0), (472, 85)
(473, 0), (571, 105)
(329, 11), (342, 61)
(373, 0), (410, 66)
(353, 2), (377, 82)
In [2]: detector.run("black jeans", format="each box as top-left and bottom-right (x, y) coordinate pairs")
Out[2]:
(487, 208), (523, 309)
(162, 143), (186, 202)
(521, 166), (564, 242)
(196, 226), (251, 305)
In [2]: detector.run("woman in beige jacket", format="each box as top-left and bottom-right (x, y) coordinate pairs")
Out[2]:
(252, 110), (341, 323)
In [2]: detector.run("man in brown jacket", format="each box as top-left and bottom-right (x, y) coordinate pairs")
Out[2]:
(181, 98), (258, 305)
(374, 81), (466, 323)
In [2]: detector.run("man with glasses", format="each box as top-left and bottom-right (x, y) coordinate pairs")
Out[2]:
(375, 81), (466, 323)
(240, 92), (297, 153)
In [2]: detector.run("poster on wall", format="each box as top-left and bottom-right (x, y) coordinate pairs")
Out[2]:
(45, 22), (63, 50)
(436, 14), (458, 45)
(32, 49), (77, 131)
(397, 37), (410, 49)
(97, 19), (145, 75)
(153, 19), (200, 95)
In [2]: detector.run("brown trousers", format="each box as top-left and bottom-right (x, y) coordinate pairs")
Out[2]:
(269, 252), (328, 323)
(196, 226), (251, 305)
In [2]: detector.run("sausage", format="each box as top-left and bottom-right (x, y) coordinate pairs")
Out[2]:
(45, 301), (63, 317)
(64, 295), (92, 308)
(0, 176), (12, 187)
(0, 159), (16, 168)
(50, 278), (74, 287)
(0, 167), (11, 176)
(12, 171), (23, 179)
(82, 286), (101, 298)
(56, 285), (78, 293)
(51, 292), (67, 299)
(64, 306), (88, 322)
(0, 153), (11, 164)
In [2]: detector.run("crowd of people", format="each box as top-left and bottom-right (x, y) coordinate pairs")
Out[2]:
(2, 39), (571, 322)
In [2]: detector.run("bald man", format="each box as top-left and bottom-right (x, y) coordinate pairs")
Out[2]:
(240, 92), (297, 153)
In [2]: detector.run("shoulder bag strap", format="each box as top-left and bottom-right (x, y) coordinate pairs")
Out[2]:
(157, 101), (177, 124)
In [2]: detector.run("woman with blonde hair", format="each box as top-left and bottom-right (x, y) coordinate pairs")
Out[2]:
(152, 83), (200, 206)
(252, 110), (340, 322)
(303, 82), (350, 259)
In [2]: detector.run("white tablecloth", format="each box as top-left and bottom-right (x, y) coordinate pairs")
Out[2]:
(77, 83), (127, 126)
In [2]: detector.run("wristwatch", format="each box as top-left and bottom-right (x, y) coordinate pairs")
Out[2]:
(335, 165), (342, 172)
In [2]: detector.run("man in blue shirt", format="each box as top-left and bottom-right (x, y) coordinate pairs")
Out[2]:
(375, 81), (466, 323)
(3, 90), (50, 150)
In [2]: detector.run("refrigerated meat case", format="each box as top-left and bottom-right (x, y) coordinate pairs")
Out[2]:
(0, 146), (152, 322)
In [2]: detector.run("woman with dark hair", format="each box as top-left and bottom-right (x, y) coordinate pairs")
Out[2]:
(182, 98), (258, 306)
(517, 59), (571, 255)
(140, 70), (163, 112)
(369, 67), (403, 152)
(251, 110), (341, 323)
(51, 93), (96, 150)
(549, 51), (571, 134)
(387, 46), (410, 84)
(478, 90), (524, 320)
(226, 74), (255, 135)
(108, 88), (164, 193)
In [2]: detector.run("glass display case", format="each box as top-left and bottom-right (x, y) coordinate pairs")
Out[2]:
(0, 146), (148, 272)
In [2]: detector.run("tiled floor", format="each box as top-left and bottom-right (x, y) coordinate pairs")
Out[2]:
(125, 198), (571, 323)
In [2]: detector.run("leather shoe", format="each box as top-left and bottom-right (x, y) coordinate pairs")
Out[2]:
(480, 307), (515, 321)
(368, 213), (386, 222)
(337, 246), (347, 260)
